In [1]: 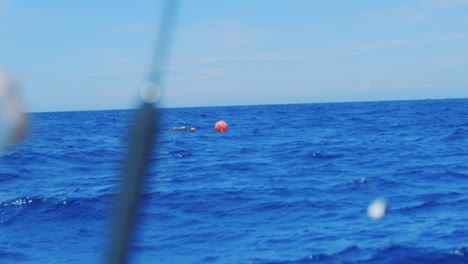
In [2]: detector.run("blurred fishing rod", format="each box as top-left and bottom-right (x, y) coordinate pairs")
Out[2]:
(107, 1), (179, 263)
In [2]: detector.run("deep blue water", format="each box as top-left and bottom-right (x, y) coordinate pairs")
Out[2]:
(1, 99), (468, 263)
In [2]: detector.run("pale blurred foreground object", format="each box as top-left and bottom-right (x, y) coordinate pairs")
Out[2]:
(0, 68), (27, 151)
(367, 198), (387, 220)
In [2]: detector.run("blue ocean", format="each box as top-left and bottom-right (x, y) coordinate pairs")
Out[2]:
(1, 99), (467, 263)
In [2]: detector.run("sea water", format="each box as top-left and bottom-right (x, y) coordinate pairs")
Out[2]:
(1, 99), (467, 263)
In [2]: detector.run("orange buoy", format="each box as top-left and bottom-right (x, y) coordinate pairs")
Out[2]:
(172, 127), (178, 130)
(190, 127), (196, 132)
(214, 120), (228, 132)
(180, 126), (187, 131)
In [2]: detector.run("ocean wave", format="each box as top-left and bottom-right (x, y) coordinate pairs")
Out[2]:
(258, 245), (468, 264)
(441, 128), (467, 142)
(0, 195), (114, 226)
(1, 100), (468, 263)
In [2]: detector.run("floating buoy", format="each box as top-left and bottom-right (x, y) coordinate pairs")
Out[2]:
(173, 126), (195, 131)
(214, 120), (228, 132)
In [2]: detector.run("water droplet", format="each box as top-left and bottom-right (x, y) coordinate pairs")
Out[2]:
(140, 81), (161, 103)
(368, 198), (387, 220)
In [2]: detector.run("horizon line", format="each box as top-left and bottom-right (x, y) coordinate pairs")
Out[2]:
(27, 97), (468, 114)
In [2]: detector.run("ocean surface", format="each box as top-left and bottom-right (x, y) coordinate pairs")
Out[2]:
(1, 99), (468, 263)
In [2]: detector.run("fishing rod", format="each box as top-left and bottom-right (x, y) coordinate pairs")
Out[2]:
(107, 1), (179, 263)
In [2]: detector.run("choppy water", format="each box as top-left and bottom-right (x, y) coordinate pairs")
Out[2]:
(1, 99), (468, 263)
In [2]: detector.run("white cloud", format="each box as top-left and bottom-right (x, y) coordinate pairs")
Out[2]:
(82, 67), (145, 79)
(224, 31), (254, 46)
(176, 68), (227, 81)
(187, 18), (256, 45)
(358, 84), (373, 91)
(358, 83), (411, 92)
(389, 83), (409, 90)
(173, 32), (467, 68)
(186, 18), (241, 30)
(303, 33), (468, 63)
(384, 0), (468, 23)
(337, 34), (467, 56)
(177, 53), (303, 66)
(424, 0), (468, 9)
(118, 22), (151, 34)
(176, 17), (260, 55)
(0, 0), (8, 12)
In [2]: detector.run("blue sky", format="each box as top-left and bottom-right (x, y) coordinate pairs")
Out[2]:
(1, 0), (467, 112)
